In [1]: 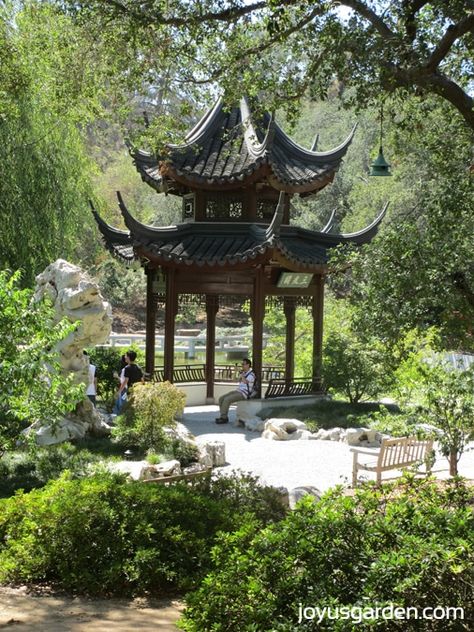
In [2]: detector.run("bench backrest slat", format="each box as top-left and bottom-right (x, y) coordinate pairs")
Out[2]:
(379, 436), (432, 469)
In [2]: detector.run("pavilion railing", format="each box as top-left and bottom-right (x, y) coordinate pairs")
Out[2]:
(152, 364), (285, 384)
(264, 378), (321, 399)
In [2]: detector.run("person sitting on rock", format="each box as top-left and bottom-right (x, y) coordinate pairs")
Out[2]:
(215, 358), (255, 424)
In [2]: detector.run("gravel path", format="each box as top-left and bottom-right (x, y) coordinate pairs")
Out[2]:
(181, 405), (474, 492)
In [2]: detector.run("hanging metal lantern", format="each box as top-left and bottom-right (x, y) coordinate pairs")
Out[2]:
(370, 146), (391, 176)
(370, 104), (392, 177)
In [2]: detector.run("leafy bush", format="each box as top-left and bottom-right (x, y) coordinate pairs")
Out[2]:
(418, 362), (474, 476)
(0, 442), (121, 498)
(86, 346), (123, 405)
(323, 331), (387, 403)
(0, 471), (285, 596)
(182, 476), (474, 631)
(113, 382), (186, 451)
(0, 270), (82, 454)
(170, 439), (200, 467)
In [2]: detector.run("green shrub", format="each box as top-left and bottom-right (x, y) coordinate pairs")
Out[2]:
(170, 439), (200, 467)
(86, 346), (123, 406)
(0, 471), (284, 596)
(113, 381), (186, 451)
(0, 443), (114, 498)
(181, 476), (474, 631)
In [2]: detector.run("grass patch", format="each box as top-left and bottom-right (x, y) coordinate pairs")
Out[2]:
(263, 399), (400, 432)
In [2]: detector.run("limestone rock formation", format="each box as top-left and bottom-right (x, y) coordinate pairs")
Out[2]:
(32, 259), (113, 443)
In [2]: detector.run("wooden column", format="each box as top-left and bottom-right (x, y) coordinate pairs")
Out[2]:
(283, 192), (291, 225)
(284, 297), (296, 383)
(164, 268), (178, 382)
(205, 294), (219, 403)
(246, 185), (257, 222)
(251, 266), (265, 392)
(145, 267), (158, 378)
(312, 275), (325, 391)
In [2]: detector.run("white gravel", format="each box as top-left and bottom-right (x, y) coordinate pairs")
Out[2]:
(181, 405), (474, 492)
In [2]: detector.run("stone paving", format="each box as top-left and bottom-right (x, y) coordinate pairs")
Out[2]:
(181, 404), (474, 492)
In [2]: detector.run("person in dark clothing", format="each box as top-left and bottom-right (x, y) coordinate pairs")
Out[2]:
(116, 350), (144, 411)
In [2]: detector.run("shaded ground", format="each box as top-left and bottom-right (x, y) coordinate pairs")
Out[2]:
(0, 586), (183, 632)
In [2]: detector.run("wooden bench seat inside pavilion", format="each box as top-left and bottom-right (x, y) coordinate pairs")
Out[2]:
(93, 96), (386, 403)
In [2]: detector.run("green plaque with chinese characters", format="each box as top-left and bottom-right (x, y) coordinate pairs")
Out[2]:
(277, 272), (313, 288)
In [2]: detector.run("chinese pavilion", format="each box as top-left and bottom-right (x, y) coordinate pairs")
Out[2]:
(93, 97), (386, 401)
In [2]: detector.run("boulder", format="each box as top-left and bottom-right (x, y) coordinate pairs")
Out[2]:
(183, 463), (210, 476)
(289, 486), (322, 510)
(198, 440), (226, 467)
(242, 416), (266, 432)
(139, 459), (181, 480)
(313, 428), (332, 440)
(327, 427), (343, 441)
(262, 418), (309, 441)
(288, 429), (314, 441)
(30, 259), (113, 444)
(346, 427), (383, 447)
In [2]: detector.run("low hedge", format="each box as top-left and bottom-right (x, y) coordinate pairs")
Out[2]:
(181, 476), (474, 631)
(0, 471), (285, 596)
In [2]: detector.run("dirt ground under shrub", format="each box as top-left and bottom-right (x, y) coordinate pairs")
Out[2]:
(0, 586), (183, 631)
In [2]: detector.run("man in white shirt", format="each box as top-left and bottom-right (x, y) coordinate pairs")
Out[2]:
(215, 358), (255, 424)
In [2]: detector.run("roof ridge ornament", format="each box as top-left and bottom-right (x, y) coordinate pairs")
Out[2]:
(339, 202), (389, 244)
(240, 96), (273, 160)
(321, 208), (337, 233)
(250, 192), (285, 242)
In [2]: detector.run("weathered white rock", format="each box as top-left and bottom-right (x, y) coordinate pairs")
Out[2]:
(183, 463), (210, 476)
(329, 427), (345, 441)
(267, 418), (308, 432)
(346, 427), (383, 447)
(262, 418), (309, 441)
(139, 459), (181, 480)
(198, 440), (226, 467)
(288, 429), (314, 441)
(31, 259), (113, 444)
(313, 428), (332, 440)
(263, 420), (288, 440)
(289, 486), (322, 510)
(243, 416), (266, 432)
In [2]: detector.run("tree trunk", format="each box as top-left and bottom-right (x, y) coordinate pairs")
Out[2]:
(449, 449), (458, 477)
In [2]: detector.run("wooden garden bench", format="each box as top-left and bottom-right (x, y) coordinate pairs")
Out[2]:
(351, 436), (434, 487)
(142, 467), (212, 485)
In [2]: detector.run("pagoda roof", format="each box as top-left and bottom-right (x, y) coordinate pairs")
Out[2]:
(92, 193), (387, 271)
(131, 97), (356, 195)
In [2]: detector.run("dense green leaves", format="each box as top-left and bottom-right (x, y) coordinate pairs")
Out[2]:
(182, 477), (474, 631)
(0, 471), (285, 595)
(0, 271), (82, 454)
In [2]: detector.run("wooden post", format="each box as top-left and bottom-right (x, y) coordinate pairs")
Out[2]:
(283, 192), (291, 225)
(251, 266), (265, 392)
(164, 268), (177, 382)
(284, 297), (296, 383)
(246, 185), (257, 222)
(205, 294), (219, 403)
(312, 275), (325, 391)
(145, 267), (158, 378)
